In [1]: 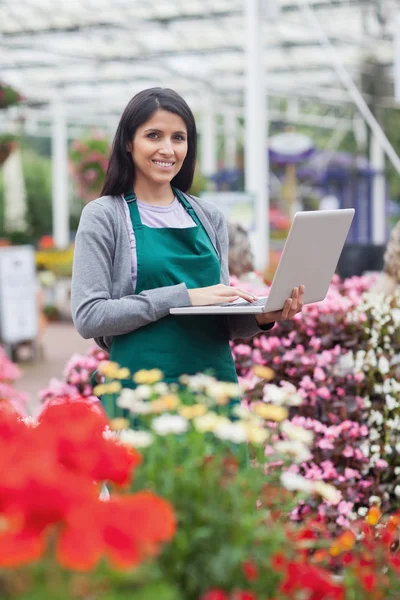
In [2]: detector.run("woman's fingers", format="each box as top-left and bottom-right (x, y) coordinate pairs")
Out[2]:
(227, 287), (258, 302)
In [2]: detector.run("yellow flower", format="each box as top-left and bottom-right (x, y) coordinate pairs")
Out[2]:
(179, 404), (208, 419)
(366, 506), (381, 526)
(116, 368), (131, 379)
(106, 381), (122, 394)
(330, 530), (356, 556)
(244, 423), (269, 445)
(193, 412), (227, 433)
(253, 402), (288, 422)
(133, 369), (163, 385)
(314, 482), (341, 505)
(93, 384), (107, 397)
(252, 365), (275, 381)
(109, 418), (130, 431)
(150, 394), (180, 413)
(98, 361), (120, 379)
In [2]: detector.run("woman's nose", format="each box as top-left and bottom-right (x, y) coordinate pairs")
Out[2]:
(159, 140), (174, 155)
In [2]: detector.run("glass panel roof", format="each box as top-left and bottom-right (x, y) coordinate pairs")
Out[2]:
(1, 0), (399, 128)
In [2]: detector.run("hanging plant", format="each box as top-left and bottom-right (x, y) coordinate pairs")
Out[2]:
(0, 83), (22, 110)
(69, 131), (110, 202)
(0, 133), (18, 167)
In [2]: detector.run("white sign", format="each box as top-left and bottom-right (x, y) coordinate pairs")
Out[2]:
(200, 192), (255, 230)
(0, 246), (38, 344)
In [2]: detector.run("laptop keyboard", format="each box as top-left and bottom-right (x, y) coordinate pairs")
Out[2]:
(219, 297), (268, 308)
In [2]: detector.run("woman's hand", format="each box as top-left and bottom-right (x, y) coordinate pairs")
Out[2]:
(188, 284), (258, 306)
(255, 285), (305, 326)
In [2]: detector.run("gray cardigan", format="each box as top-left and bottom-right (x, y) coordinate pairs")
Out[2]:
(71, 192), (273, 352)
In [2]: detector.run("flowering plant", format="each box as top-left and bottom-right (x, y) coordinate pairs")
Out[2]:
(232, 275), (400, 527)
(89, 365), (400, 600)
(4, 359), (400, 599)
(0, 398), (176, 599)
(0, 83), (22, 110)
(69, 132), (110, 201)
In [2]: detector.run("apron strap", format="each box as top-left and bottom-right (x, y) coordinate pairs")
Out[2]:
(125, 188), (200, 228)
(173, 188), (202, 227)
(124, 191), (143, 227)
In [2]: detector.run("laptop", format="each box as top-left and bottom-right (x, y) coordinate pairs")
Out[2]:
(170, 208), (355, 315)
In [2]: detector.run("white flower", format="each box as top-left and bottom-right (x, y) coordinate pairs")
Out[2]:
(213, 421), (247, 444)
(153, 382), (169, 395)
(281, 421), (314, 446)
(280, 472), (314, 493)
(152, 414), (188, 435)
(119, 429), (154, 448)
(232, 405), (263, 426)
(395, 467), (400, 476)
(314, 481), (341, 505)
(369, 410), (384, 427)
(392, 309), (400, 326)
(358, 507), (368, 517)
(263, 384), (289, 405)
(395, 486), (400, 498)
(370, 444), (380, 454)
(334, 352), (354, 376)
(193, 412), (223, 433)
(274, 440), (312, 464)
(179, 373), (217, 391)
(385, 395), (399, 411)
(117, 389), (152, 414)
(378, 356), (390, 375)
(134, 385), (153, 400)
(369, 428), (381, 442)
(369, 495), (381, 506)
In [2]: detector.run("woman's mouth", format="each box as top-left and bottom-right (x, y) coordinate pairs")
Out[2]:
(152, 160), (175, 169)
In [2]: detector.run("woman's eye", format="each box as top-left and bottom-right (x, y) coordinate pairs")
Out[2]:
(174, 135), (186, 141)
(147, 132), (159, 139)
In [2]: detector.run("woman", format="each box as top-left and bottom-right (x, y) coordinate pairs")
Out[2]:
(71, 88), (304, 400)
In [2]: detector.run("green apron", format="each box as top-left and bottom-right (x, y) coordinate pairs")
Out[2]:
(105, 189), (238, 407)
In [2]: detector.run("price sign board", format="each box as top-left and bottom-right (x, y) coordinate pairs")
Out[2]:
(200, 192), (255, 231)
(0, 246), (38, 344)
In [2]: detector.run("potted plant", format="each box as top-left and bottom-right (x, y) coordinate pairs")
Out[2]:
(69, 132), (110, 202)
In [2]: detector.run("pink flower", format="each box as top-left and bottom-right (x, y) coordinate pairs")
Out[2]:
(317, 438), (334, 450)
(342, 446), (354, 458)
(317, 387), (331, 400)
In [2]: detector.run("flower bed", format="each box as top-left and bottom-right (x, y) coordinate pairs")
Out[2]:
(5, 371), (399, 599)
(232, 274), (400, 527)
(40, 274), (400, 529)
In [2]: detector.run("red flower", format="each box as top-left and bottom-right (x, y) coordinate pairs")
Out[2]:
(232, 591), (257, 600)
(57, 491), (176, 571)
(38, 400), (141, 484)
(200, 589), (228, 600)
(361, 572), (377, 592)
(242, 559), (258, 581)
(279, 561), (345, 600)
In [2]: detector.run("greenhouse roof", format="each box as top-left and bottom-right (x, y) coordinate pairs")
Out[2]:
(1, 0), (399, 129)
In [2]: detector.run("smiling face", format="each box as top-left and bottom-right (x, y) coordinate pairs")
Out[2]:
(128, 109), (188, 189)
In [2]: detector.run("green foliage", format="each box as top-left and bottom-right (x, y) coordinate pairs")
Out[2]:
(131, 443), (286, 600)
(189, 169), (208, 196)
(0, 83), (21, 110)
(21, 150), (53, 241)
